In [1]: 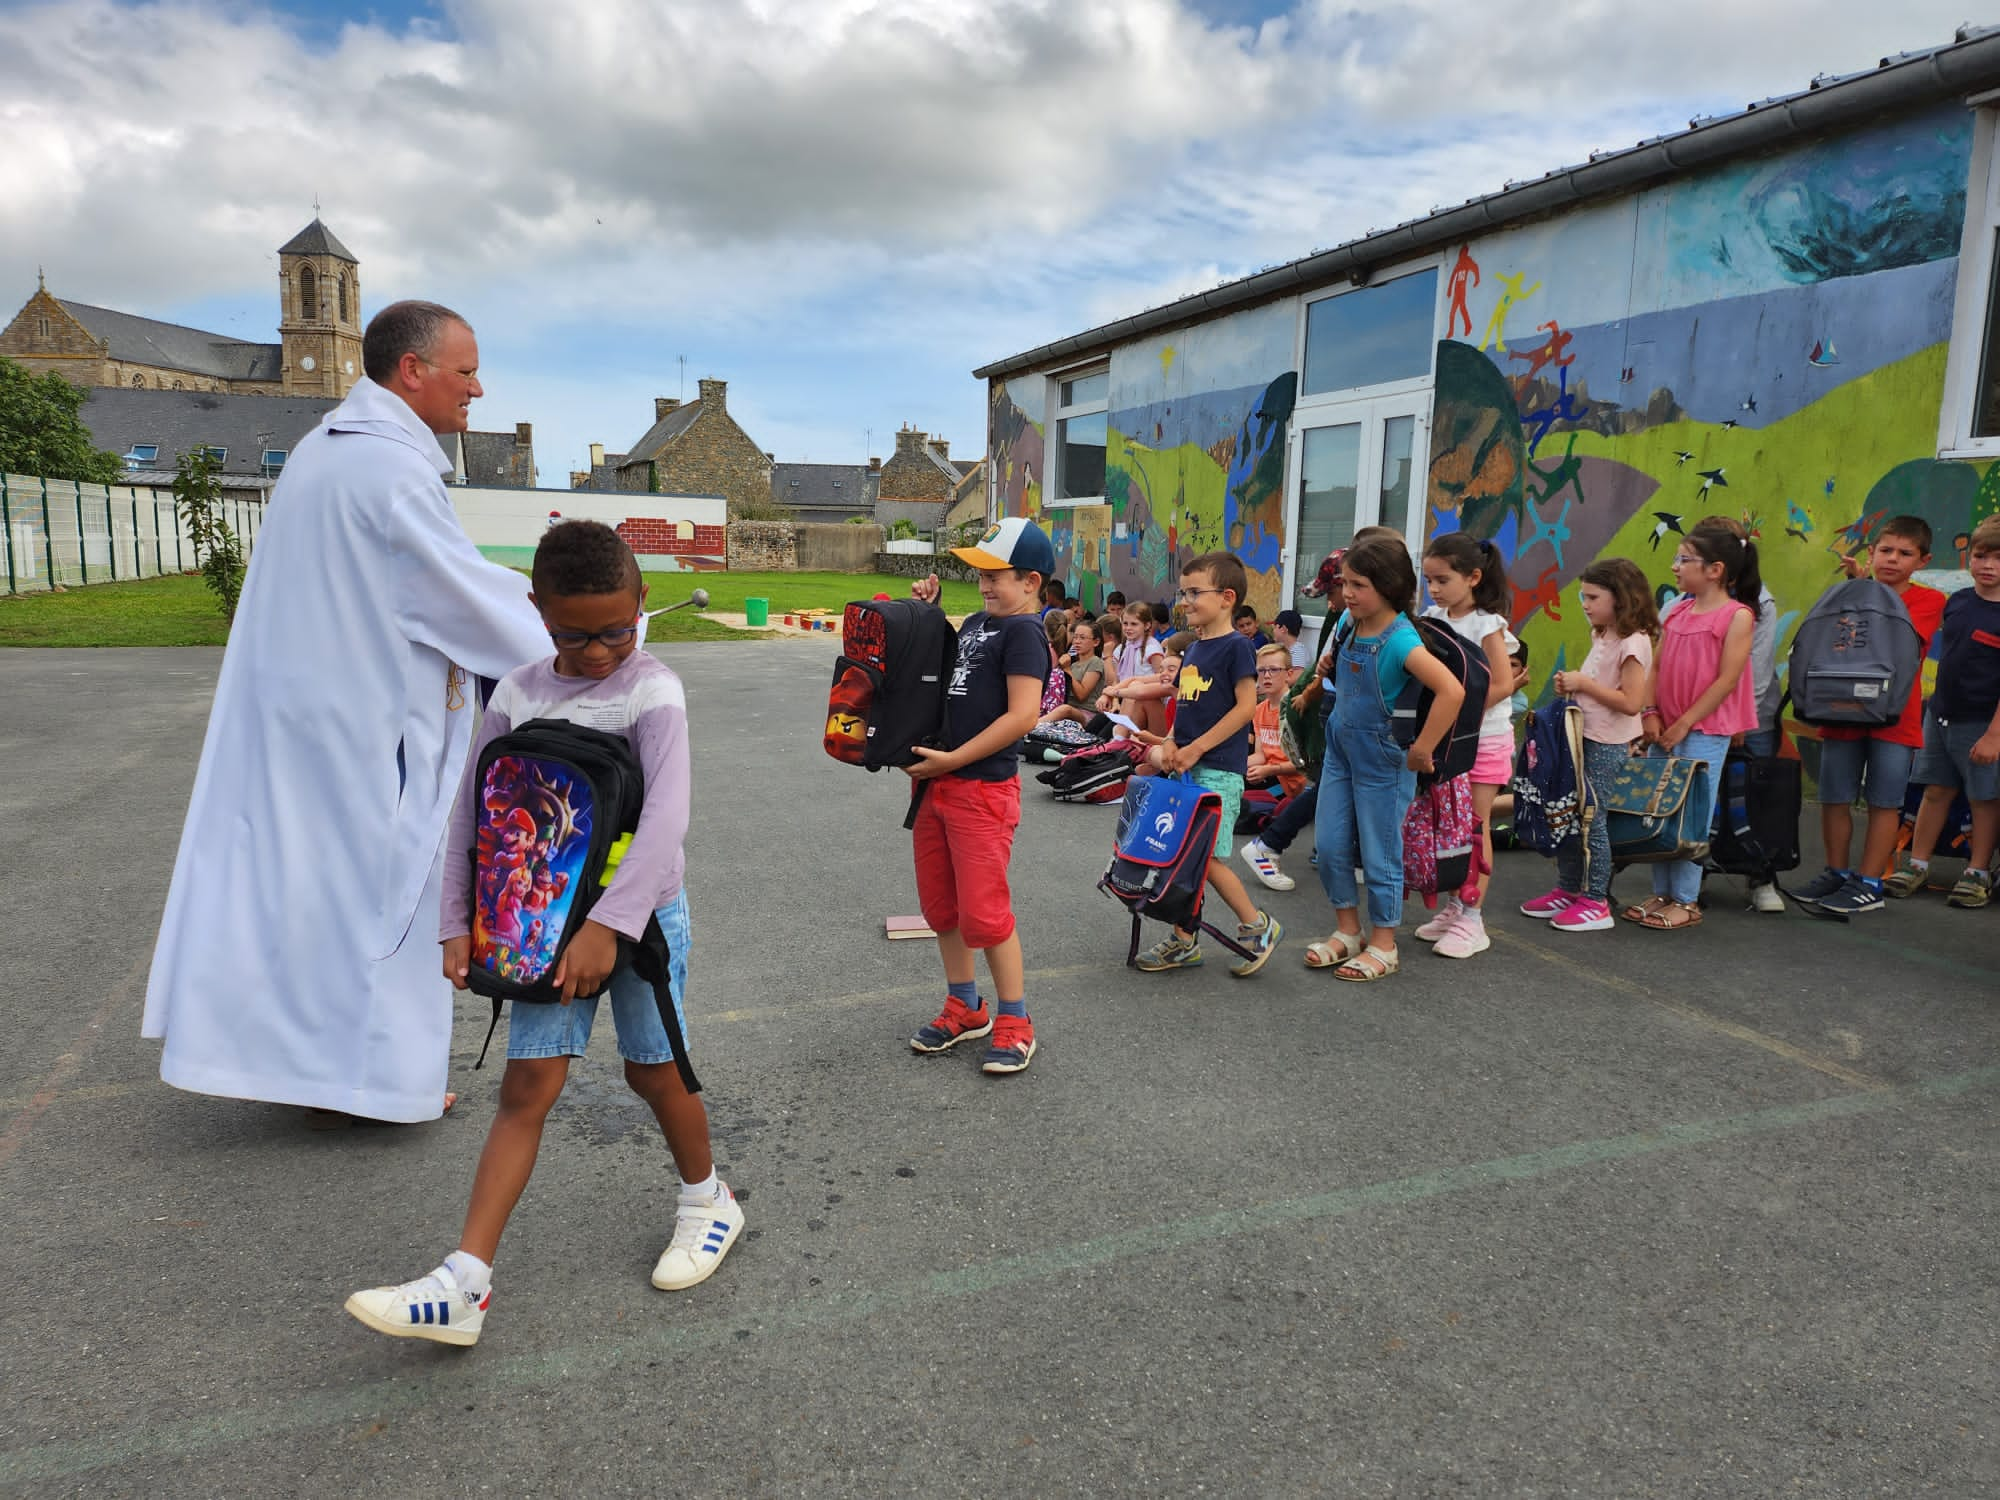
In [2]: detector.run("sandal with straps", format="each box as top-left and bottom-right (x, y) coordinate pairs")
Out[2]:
(1305, 930), (1365, 969)
(1637, 900), (1704, 930)
(1332, 945), (1400, 982)
(1620, 895), (1670, 925)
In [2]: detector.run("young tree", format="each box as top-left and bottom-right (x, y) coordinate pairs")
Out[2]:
(172, 448), (246, 621)
(0, 356), (124, 483)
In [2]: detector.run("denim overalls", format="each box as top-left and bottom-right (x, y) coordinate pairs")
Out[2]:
(1314, 618), (1418, 929)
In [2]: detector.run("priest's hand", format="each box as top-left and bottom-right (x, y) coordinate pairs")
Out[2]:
(554, 920), (619, 1002)
(442, 937), (472, 991)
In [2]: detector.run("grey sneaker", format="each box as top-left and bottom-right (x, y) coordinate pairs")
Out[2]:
(1135, 933), (1202, 971)
(1814, 875), (1885, 916)
(1795, 866), (1850, 902)
(1229, 912), (1283, 977)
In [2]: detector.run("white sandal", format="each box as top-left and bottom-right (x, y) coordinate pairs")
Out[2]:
(1304, 931), (1365, 969)
(1332, 945), (1400, 982)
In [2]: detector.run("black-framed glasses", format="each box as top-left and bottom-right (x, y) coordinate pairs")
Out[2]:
(548, 624), (638, 650)
(1177, 586), (1225, 601)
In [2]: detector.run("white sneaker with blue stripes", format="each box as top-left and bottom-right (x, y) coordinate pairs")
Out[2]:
(344, 1262), (489, 1347)
(652, 1181), (744, 1291)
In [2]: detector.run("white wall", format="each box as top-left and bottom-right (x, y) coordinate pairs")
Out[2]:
(449, 486), (726, 550)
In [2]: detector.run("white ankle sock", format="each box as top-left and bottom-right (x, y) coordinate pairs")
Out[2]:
(678, 1169), (720, 1204)
(443, 1249), (491, 1297)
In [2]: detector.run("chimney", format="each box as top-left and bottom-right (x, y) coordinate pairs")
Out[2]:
(933, 438), (949, 459)
(515, 421), (533, 447)
(589, 442), (605, 468)
(570, 470), (591, 489)
(697, 377), (726, 412)
(868, 456), (881, 472)
(655, 397), (680, 420)
(893, 427), (921, 456)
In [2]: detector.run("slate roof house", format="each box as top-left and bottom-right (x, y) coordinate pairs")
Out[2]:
(80, 387), (338, 490)
(770, 460), (880, 522)
(576, 380), (773, 516)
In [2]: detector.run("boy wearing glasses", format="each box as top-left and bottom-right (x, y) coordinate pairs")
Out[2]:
(1133, 553), (1283, 975)
(346, 521), (738, 1347)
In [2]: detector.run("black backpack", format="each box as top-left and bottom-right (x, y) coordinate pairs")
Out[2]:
(1709, 748), (1802, 876)
(823, 599), (958, 771)
(1336, 615), (1492, 785)
(463, 719), (699, 1092)
(1037, 739), (1144, 800)
(1785, 578), (1923, 728)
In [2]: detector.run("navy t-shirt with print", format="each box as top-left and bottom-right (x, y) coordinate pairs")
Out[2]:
(945, 610), (1051, 780)
(1932, 589), (2000, 719)
(1173, 632), (1257, 776)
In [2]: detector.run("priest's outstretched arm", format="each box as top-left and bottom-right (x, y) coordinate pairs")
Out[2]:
(390, 485), (550, 678)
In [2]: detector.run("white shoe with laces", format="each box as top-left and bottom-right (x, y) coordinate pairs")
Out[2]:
(652, 1181), (745, 1291)
(1239, 839), (1295, 891)
(345, 1262), (490, 1347)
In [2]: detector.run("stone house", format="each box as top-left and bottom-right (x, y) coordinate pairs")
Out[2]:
(589, 379), (774, 516)
(452, 425), (539, 488)
(875, 424), (964, 532)
(0, 218), (363, 400)
(977, 22), (2000, 676)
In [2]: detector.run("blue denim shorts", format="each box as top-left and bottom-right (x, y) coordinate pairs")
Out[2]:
(1816, 735), (1915, 810)
(1189, 767), (1244, 859)
(1912, 706), (2000, 802)
(505, 891), (692, 1064)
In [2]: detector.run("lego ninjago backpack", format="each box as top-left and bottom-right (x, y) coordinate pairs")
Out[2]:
(823, 600), (958, 772)
(464, 718), (699, 1092)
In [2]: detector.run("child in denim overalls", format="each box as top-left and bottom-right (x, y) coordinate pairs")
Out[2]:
(1305, 537), (1466, 981)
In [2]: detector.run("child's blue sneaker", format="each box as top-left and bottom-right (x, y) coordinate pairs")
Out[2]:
(1229, 911), (1282, 977)
(1135, 933), (1202, 971)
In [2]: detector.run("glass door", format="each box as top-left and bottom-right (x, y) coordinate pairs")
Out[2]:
(1281, 394), (1429, 622)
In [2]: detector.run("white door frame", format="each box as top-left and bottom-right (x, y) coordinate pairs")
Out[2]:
(1280, 391), (1432, 625)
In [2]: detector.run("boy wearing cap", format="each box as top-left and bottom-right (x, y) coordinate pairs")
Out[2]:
(905, 517), (1056, 1076)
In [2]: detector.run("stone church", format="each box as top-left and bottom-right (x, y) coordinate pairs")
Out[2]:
(0, 218), (363, 399)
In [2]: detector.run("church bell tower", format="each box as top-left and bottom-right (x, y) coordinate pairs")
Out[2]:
(277, 218), (362, 398)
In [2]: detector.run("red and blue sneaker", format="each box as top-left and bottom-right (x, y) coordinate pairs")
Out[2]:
(910, 996), (992, 1054)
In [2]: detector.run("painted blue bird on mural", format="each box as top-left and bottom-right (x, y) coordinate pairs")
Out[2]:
(1785, 499), (1814, 542)
(1649, 511), (1687, 551)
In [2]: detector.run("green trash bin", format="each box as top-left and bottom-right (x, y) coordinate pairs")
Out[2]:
(744, 597), (769, 627)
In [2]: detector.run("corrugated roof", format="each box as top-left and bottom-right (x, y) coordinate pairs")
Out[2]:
(80, 387), (337, 478)
(59, 301), (281, 383)
(278, 218), (358, 261)
(974, 24), (2000, 379)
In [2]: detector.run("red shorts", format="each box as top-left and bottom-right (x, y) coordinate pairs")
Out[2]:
(912, 775), (1021, 950)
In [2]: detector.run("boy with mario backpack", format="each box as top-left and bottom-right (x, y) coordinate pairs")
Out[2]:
(902, 517), (1057, 1076)
(345, 521), (738, 1348)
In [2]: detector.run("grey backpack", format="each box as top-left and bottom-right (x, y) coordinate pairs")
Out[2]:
(1785, 578), (1923, 728)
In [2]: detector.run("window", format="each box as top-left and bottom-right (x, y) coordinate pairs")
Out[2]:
(261, 448), (287, 475)
(36, 316), (49, 339)
(1300, 268), (1439, 398)
(1943, 111), (2000, 455)
(1049, 366), (1109, 505)
(131, 373), (144, 387)
(203, 447), (227, 463)
(124, 444), (159, 469)
(337, 273), (349, 324)
(299, 265), (317, 321)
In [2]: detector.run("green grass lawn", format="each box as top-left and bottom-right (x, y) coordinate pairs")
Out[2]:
(0, 569), (983, 647)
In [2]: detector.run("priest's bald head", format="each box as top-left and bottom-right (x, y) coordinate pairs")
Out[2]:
(362, 300), (483, 436)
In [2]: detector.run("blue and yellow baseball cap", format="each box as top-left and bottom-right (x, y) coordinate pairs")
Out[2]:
(952, 516), (1056, 576)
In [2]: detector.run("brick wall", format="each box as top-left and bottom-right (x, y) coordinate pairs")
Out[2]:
(727, 520), (796, 571)
(615, 518), (728, 558)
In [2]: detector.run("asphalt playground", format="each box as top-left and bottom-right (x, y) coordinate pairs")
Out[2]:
(2, 639), (1996, 1498)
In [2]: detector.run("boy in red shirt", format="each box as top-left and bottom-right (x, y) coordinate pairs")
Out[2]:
(1247, 643), (1308, 799)
(1799, 516), (1945, 915)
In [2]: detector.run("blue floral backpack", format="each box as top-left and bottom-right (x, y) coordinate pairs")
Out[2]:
(1511, 698), (1588, 856)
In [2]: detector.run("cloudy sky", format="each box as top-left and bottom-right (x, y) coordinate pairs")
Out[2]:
(0, 0), (1984, 481)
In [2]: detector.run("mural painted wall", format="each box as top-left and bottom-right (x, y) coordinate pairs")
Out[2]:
(989, 303), (1299, 616)
(1425, 104), (1990, 714)
(990, 103), (1993, 693)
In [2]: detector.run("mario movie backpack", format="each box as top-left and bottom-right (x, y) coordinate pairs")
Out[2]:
(823, 599), (958, 772)
(1785, 578), (1924, 729)
(466, 719), (699, 1091)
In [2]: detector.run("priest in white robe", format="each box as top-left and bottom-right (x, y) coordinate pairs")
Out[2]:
(142, 301), (550, 1123)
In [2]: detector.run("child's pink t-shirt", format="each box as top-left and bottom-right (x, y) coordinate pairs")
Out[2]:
(1578, 630), (1652, 746)
(1656, 599), (1756, 736)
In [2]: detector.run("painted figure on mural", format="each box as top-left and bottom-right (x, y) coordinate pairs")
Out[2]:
(1478, 270), (1542, 351)
(1447, 245), (1481, 339)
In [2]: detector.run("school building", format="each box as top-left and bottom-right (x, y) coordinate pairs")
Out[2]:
(974, 25), (2000, 695)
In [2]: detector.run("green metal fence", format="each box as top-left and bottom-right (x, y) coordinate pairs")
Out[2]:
(0, 472), (266, 594)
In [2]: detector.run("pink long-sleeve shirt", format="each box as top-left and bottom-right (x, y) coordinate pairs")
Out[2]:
(440, 650), (690, 944)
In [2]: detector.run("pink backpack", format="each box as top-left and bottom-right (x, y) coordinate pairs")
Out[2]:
(1402, 774), (1480, 904)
